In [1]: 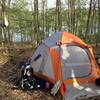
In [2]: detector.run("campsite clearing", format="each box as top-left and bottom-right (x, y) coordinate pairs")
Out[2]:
(31, 32), (100, 99)
(0, 42), (100, 100)
(0, 48), (62, 100)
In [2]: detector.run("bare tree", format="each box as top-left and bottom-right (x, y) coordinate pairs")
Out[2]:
(96, 0), (100, 46)
(7, 0), (11, 42)
(41, 0), (46, 34)
(55, 0), (62, 32)
(45, 0), (49, 35)
(67, 0), (76, 34)
(1, 0), (7, 43)
(33, 0), (39, 47)
(85, 0), (93, 40)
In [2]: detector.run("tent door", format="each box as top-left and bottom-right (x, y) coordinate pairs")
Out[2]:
(60, 45), (92, 80)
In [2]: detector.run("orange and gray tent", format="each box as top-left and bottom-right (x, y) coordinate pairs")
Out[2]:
(31, 32), (100, 100)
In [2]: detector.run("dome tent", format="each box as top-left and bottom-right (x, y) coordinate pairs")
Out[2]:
(31, 32), (100, 100)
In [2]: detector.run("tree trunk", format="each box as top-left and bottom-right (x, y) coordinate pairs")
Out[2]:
(85, 0), (93, 40)
(45, 0), (49, 36)
(7, 0), (11, 45)
(96, 0), (100, 46)
(34, 0), (39, 47)
(67, 0), (76, 34)
(1, 0), (7, 43)
(55, 0), (62, 32)
(41, 0), (46, 35)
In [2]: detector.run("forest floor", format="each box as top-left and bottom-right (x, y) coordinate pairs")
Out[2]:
(0, 47), (62, 100)
(0, 44), (100, 100)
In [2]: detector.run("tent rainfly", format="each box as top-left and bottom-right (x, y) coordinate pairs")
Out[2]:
(31, 32), (100, 100)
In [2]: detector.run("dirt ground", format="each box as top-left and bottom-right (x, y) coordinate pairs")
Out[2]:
(0, 48), (62, 100)
(0, 45), (100, 100)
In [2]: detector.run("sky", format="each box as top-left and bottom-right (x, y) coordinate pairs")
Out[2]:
(47, 0), (55, 8)
(28, 0), (67, 10)
(47, 0), (66, 8)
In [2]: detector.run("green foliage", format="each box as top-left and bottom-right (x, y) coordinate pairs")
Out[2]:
(0, 0), (99, 44)
(12, 0), (29, 10)
(5, 0), (33, 41)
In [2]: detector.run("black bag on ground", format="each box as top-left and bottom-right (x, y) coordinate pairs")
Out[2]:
(20, 64), (36, 90)
(95, 77), (100, 86)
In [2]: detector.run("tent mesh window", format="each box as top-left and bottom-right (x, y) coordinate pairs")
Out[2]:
(61, 45), (92, 80)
